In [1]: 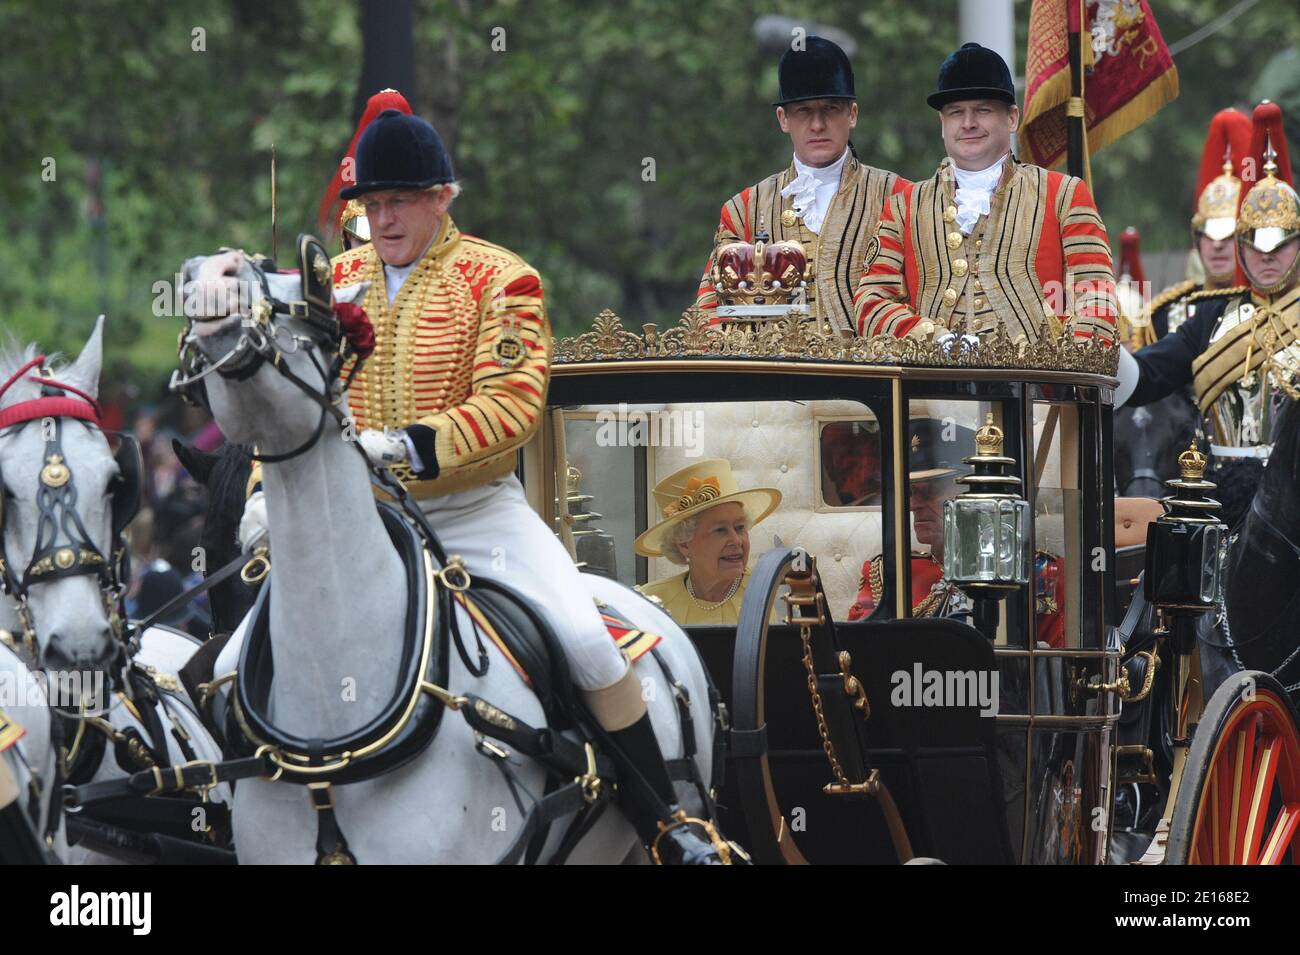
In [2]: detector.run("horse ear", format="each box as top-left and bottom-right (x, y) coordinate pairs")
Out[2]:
(172, 438), (219, 486)
(63, 314), (105, 400)
(333, 282), (370, 306)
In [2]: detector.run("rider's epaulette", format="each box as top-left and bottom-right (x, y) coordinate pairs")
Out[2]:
(1186, 285), (1249, 303)
(1140, 280), (1198, 322)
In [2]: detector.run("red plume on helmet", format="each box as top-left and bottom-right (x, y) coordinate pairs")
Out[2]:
(1118, 227), (1145, 284)
(317, 89), (413, 238)
(1241, 101), (1294, 195)
(1194, 109), (1251, 208)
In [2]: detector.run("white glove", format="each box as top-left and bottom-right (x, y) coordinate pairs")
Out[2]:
(358, 428), (410, 469)
(1115, 347), (1140, 408)
(238, 490), (269, 550)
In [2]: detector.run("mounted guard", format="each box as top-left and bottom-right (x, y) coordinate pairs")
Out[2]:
(1133, 109), (1253, 344)
(1120, 100), (1300, 529)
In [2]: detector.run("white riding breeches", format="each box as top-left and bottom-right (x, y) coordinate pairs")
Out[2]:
(416, 475), (628, 691)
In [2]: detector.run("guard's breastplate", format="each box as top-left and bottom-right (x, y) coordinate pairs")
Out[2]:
(1202, 295), (1300, 459)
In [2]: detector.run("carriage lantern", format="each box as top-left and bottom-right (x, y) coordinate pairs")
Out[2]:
(942, 415), (1030, 593)
(1143, 442), (1228, 614)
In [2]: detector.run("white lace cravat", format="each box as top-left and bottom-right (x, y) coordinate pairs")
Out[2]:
(952, 155), (1007, 235)
(780, 148), (849, 235)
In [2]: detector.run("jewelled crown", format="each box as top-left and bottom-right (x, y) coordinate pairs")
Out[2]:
(711, 231), (810, 307)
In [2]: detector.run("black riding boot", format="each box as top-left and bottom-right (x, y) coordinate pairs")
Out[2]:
(606, 712), (729, 865)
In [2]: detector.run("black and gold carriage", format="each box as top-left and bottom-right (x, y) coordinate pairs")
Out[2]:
(523, 309), (1300, 865)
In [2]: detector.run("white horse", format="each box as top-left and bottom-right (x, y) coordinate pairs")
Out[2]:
(0, 322), (228, 864)
(183, 249), (717, 864)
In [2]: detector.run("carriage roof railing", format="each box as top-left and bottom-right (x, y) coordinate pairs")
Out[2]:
(551, 308), (1120, 380)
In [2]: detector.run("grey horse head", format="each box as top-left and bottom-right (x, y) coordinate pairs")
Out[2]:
(177, 250), (369, 454)
(0, 317), (123, 675)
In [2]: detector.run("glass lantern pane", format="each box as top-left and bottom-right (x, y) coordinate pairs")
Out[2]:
(1199, 523), (1223, 604)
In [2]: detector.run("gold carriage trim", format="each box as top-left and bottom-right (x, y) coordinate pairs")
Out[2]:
(554, 308), (1119, 376)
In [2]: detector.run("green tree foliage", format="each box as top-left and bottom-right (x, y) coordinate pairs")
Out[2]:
(0, 0), (1296, 391)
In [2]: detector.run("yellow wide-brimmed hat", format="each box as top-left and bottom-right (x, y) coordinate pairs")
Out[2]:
(633, 459), (782, 558)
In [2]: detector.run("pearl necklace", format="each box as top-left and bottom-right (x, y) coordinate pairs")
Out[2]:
(685, 573), (742, 610)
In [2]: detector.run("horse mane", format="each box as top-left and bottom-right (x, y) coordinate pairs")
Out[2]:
(0, 336), (68, 408)
(202, 442), (257, 634)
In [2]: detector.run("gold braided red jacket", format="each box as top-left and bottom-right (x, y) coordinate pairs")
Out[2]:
(852, 157), (1117, 344)
(332, 215), (550, 497)
(693, 156), (907, 333)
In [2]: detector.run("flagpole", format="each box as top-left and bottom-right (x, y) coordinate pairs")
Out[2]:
(1066, 0), (1089, 185)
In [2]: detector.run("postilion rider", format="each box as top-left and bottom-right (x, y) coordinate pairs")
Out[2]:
(853, 42), (1116, 348)
(245, 101), (735, 864)
(848, 418), (1066, 648)
(1118, 101), (1300, 531)
(693, 35), (907, 334)
(634, 460), (781, 627)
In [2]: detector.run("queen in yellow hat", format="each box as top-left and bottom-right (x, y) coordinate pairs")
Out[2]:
(634, 459), (782, 626)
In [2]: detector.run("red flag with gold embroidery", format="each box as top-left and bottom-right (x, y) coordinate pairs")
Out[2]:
(1022, 0), (1179, 170)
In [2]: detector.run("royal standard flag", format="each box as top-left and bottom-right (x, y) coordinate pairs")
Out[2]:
(1022, 0), (1179, 170)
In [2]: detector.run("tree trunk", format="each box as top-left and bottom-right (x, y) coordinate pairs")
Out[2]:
(413, 0), (468, 163)
(353, 0), (417, 125)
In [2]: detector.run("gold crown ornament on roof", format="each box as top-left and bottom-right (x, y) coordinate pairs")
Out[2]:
(711, 231), (810, 307)
(974, 414), (1004, 456)
(1178, 441), (1208, 481)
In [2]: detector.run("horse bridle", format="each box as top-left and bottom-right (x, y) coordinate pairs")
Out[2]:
(170, 235), (362, 465)
(0, 356), (138, 667)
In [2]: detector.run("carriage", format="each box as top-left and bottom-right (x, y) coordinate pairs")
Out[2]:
(525, 308), (1300, 865)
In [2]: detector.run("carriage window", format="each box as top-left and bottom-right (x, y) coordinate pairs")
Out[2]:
(1032, 403), (1083, 649)
(554, 400), (884, 626)
(899, 399), (1030, 647)
(817, 415), (882, 509)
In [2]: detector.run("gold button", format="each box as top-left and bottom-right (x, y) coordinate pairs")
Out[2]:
(973, 297), (984, 309)
(913, 319), (935, 338)
(975, 239), (983, 249)
(780, 209), (798, 228)
(942, 288), (958, 307)
(946, 231), (963, 250)
(973, 278), (983, 291)
(943, 205), (957, 223)
(952, 258), (968, 277)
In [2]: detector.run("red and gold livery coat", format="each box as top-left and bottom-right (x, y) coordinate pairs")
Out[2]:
(333, 215), (550, 497)
(694, 157), (907, 333)
(853, 157), (1116, 345)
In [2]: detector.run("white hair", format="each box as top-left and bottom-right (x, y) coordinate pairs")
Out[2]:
(663, 515), (698, 567)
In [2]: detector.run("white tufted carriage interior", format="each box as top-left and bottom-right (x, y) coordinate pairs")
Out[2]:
(651, 399), (882, 618)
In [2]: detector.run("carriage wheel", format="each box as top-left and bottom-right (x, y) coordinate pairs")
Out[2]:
(1166, 671), (1300, 864)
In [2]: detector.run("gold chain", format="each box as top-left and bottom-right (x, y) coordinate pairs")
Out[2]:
(796, 617), (851, 788)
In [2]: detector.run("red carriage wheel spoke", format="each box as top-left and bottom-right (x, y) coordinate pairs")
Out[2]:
(1189, 692), (1300, 865)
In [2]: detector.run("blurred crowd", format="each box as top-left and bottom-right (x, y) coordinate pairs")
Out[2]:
(107, 378), (224, 638)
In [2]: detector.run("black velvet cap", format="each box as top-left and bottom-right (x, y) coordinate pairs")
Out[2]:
(339, 109), (455, 199)
(773, 36), (855, 106)
(927, 42), (1016, 110)
(909, 418), (977, 481)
